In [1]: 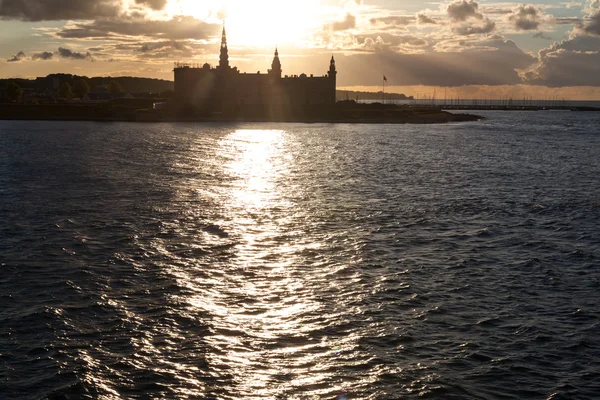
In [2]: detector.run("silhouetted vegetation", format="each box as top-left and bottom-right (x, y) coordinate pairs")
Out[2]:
(73, 78), (90, 99)
(107, 80), (125, 94)
(0, 74), (174, 100)
(58, 82), (73, 99)
(5, 82), (23, 102)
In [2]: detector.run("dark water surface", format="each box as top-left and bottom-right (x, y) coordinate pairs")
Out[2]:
(1, 112), (600, 399)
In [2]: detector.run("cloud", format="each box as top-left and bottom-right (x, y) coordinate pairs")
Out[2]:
(134, 40), (198, 59)
(524, 35), (600, 86)
(58, 47), (93, 61)
(32, 51), (54, 60)
(555, 17), (583, 25)
(506, 4), (553, 31)
(416, 13), (436, 25)
(353, 33), (429, 51)
(56, 15), (219, 40)
(446, 0), (495, 35)
(580, 11), (600, 35)
(84, 38), (211, 62)
(332, 13), (356, 31)
(447, 0), (483, 21)
(584, 0), (600, 13)
(453, 18), (495, 35)
(139, 41), (188, 53)
(7, 50), (25, 62)
(572, 1), (600, 35)
(0, 0), (120, 21)
(370, 16), (414, 26)
(335, 37), (535, 86)
(481, 7), (512, 15)
(134, 0), (167, 10)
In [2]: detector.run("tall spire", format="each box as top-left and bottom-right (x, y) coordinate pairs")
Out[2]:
(219, 23), (229, 70)
(329, 55), (336, 75)
(270, 47), (282, 78)
(328, 55), (337, 104)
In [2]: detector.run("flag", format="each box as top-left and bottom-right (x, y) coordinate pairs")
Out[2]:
(383, 75), (388, 82)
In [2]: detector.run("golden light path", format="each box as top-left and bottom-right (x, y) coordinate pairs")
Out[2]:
(161, 129), (360, 398)
(205, 129), (324, 397)
(168, 0), (324, 46)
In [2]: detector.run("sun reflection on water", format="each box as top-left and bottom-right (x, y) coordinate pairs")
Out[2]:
(172, 129), (331, 397)
(224, 129), (289, 212)
(139, 127), (370, 398)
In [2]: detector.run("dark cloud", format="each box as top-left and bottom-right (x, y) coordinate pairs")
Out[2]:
(134, 0), (167, 10)
(577, 1), (600, 35)
(332, 13), (356, 31)
(32, 51), (54, 60)
(335, 37), (535, 86)
(370, 16), (414, 26)
(506, 4), (549, 31)
(447, 0), (483, 21)
(58, 47), (93, 61)
(7, 51), (25, 62)
(524, 35), (600, 86)
(56, 16), (219, 41)
(416, 13), (436, 25)
(0, 0), (120, 21)
(581, 12), (600, 35)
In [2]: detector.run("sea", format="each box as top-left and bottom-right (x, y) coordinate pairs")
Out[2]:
(1, 110), (600, 399)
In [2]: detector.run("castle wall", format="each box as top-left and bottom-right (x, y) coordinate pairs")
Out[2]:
(174, 67), (218, 109)
(174, 50), (336, 113)
(280, 76), (334, 106)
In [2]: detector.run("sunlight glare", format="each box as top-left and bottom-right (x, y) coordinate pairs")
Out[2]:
(172, 0), (324, 46)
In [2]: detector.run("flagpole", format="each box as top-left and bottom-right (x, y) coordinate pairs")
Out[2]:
(383, 75), (385, 104)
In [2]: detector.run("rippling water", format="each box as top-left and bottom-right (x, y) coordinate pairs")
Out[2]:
(2, 112), (600, 399)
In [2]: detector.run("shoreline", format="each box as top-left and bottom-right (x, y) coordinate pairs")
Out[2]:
(0, 115), (482, 124)
(0, 103), (483, 124)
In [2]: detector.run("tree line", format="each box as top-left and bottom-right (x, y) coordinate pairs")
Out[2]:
(2, 74), (174, 102)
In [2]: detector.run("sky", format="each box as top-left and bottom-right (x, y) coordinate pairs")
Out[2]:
(0, 0), (599, 99)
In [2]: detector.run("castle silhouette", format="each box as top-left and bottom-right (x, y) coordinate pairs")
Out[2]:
(174, 25), (337, 113)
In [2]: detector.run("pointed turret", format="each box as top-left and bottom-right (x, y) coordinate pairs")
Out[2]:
(329, 55), (337, 77)
(328, 55), (337, 104)
(219, 24), (229, 70)
(270, 47), (282, 78)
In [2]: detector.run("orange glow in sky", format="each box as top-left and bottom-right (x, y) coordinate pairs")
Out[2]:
(169, 0), (324, 46)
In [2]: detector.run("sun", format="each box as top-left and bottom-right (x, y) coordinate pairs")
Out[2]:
(170, 0), (324, 47)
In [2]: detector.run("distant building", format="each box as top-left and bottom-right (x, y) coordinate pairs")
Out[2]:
(174, 25), (337, 112)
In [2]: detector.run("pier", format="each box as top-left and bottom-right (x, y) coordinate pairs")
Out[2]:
(406, 97), (600, 111)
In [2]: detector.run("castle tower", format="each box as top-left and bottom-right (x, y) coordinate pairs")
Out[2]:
(219, 24), (230, 70)
(328, 55), (337, 78)
(269, 47), (282, 79)
(328, 55), (337, 104)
